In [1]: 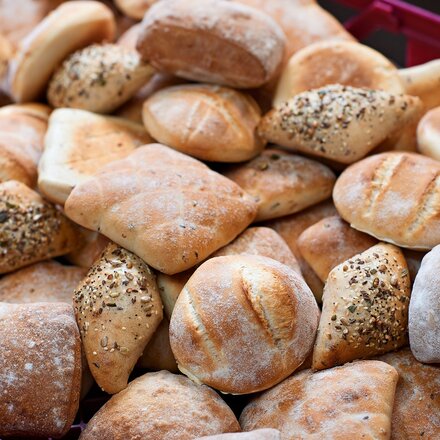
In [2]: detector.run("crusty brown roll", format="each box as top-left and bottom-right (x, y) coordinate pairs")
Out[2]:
(197, 430), (281, 440)
(7, 1), (116, 102)
(0, 302), (81, 438)
(274, 41), (404, 106)
(313, 243), (410, 370)
(157, 270), (193, 319)
(213, 227), (301, 274)
(79, 370), (240, 440)
(378, 348), (440, 440)
(259, 85), (422, 164)
(409, 245), (440, 364)
(225, 149), (335, 221)
(136, 0), (286, 88)
(417, 106), (440, 160)
(115, 0), (157, 20)
(74, 243), (163, 394)
(297, 215), (377, 282)
(64, 144), (257, 275)
(333, 152), (440, 250)
(240, 360), (398, 440)
(38, 108), (152, 204)
(142, 84), (264, 162)
(0, 33), (12, 80)
(0, 180), (82, 274)
(170, 255), (319, 394)
(66, 230), (110, 269)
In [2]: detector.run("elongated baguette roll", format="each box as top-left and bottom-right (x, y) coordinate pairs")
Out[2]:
(417, 106), (440, 160)
(333, 152), (440, 250)
(136, 0), (286, 88)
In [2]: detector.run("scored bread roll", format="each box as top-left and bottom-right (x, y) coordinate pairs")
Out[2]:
(136, 0), (286, 88)
(79, 370), (240, 440)
(224, 149), (335, 221)
(333, 152), (440, 250)
(312, 243), (411, 370)
(170, 255), (319, 394)
(142, 84), (265, 162)
(297, 215), (377, 282)
(240, 360), (398, 440)
(417, 106), (440, 160)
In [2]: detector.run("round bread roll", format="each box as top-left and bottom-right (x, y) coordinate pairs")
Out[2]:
(79, 370), (240, 440)
(136, 0), (286, 88)
(417, 106), (440, 160)
(274, 41), (404, 106)
(169, 255), (319, 394)
(142, 84), (264, 162)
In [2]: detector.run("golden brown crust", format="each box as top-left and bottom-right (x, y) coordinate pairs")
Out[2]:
(79, 370), (240, 440)
(142, 84), (264, 162)
(66, 230), (110, 269)
(333, 152), (440, 249)
(312, 243), (410, 370)
(157, 270), (193, 319)
(417, 106), (440, 160)
(0, 302), (81, 438)
(64, 144), (258, 274)
(225, 149), (335, 220)
(240, 360), (399, 440)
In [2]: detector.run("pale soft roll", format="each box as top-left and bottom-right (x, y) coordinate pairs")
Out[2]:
(417, 106), (440, 160)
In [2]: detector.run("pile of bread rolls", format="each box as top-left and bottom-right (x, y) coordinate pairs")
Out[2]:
(0, 0), (439, 439)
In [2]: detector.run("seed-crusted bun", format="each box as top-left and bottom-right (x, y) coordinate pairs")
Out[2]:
(240, 360), (398, 440)
(136, 0), (286, 88)
(197, 430), (281, 440)
(313, 243), (411, 370)
(115, 0), (157, 20)
(79, 370), (240, 440)
(0, 303), (81, 438)
(224, 149), (335, 221)
(274, 41), (404, 106)
(0, 180), (82, 274)
(142, 84), (264, 162)
(409, 245), (440, 364)
(417, 106), (440, 160)
(259, 85), (422, 164)
(170, 255), (319, 394)
(7, 1), (116, 102)
(74, 243), (163, 394)
(333, 152), (440, 250)
(47, 44), (153, 113)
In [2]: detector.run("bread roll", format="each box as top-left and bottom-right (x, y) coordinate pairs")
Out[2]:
(402, 249), (424, 284)
(259, 85), (422, 164)
(213, 227), (301, 274)
(0, 180), (82, 274)
(225, 149), (335, 220)
(115, 0), (157, 20)
(313, 243), (410, 370)
(417, 106), (440, 160)
(409, 245), (440, 363)
(170, 255), (319, 394)
(274, 41), (404, 106)
(136, 0), (286, 88)
(0, 303), (81, 438)
(79, 370), (240, 439)
(333, 152), (440, 250)
(378, 348), (440, 440)
(297, 215), (377, 282)
(0, 33), (12, 80)
(117, 22), (142, 50)
(240, 360), (398, 440)
(7, 1), (116, 102)
(65, 144), (257, 274)
(66, 230), (110, 269)
(74, 243), (163, 393)
(197, 430), (281, 440)
(157, 270), (193, 319)
(47, 44), (154, 113)
(142, 84), (264, 162)
(38, 108), (152, 204)
(0, 260), (86, 304)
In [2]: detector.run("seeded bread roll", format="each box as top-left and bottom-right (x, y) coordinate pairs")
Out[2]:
(409, 245), (440, 364)
(297, 216), (377, 282)
(313, 243), (411, 370)
(240, 360), (398, 440)
(80, 370), (240, 440)
(7, 1), (116, 102)
(225, 149), (335, 221)
(0, 180), (82, 274)
(417, 106), (440, 161)
(74, 243), (163, 394)
(333, 152), (440, 250)
(136, 0), (286, 88)
(170, 255), (319, 394)
(142, 84), (264, 162)
(197, 430), (281, 440)
(0, 303), (81, 438)
(259, 85), (422, 164)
